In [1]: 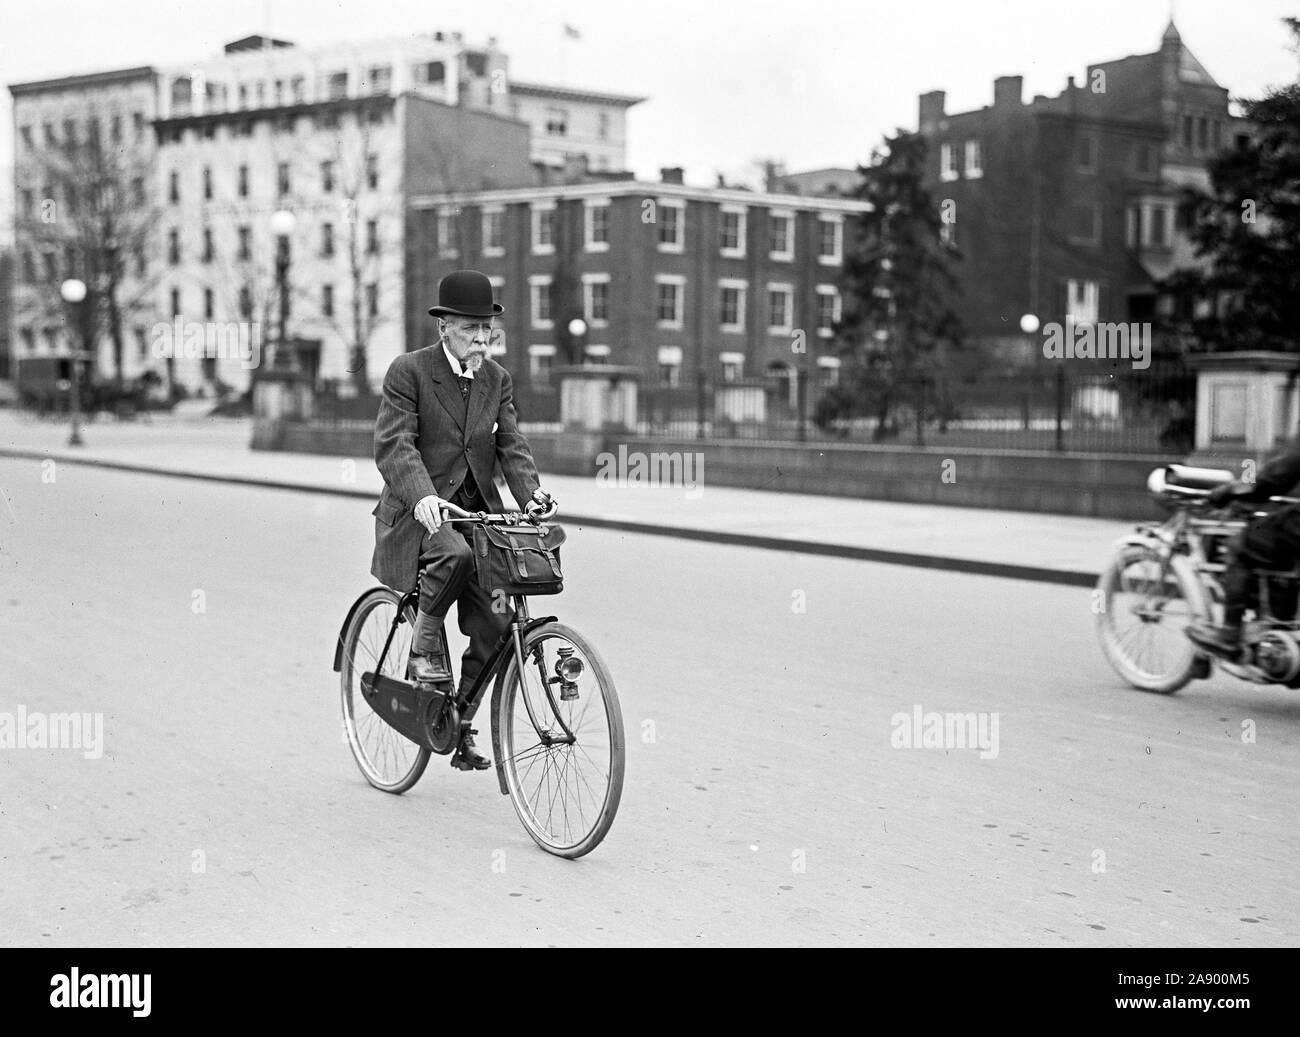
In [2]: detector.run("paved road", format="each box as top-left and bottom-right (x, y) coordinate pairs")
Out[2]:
(1, 457), (1297, 946)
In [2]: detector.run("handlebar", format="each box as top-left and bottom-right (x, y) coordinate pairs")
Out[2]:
(438, 498), (558, 525)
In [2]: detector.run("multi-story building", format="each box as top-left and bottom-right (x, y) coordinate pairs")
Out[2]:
(8, 31), (643, 395)
(8, 65), (161, 390)
(0, 247), (12, 385)
(407, 168), (870, 422)
(506, 82), (643, 172)
(916, 20), (1245, 353)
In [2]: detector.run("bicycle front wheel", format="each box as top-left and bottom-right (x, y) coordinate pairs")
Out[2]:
(496, 621), (625, 858)
(340, 588), (431, 793)
(1095, 545), (1209, 694)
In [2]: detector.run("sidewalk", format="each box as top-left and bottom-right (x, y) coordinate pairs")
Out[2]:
(0, 412), (1139, 586)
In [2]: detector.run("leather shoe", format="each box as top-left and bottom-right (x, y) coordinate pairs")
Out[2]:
(409, 651), (451, 684)
(452, 728), (491, 771)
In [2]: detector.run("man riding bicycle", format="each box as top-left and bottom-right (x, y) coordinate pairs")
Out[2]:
(371, 270), (552, 770)
(1187, 439), (1300, 659)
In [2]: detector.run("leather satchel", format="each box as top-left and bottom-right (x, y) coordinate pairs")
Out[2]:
(473, 522), (566, 597)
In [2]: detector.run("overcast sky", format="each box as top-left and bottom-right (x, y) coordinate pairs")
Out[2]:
(1, 0), (1296, 224)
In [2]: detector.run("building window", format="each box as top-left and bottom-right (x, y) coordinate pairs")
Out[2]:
(598, 112), (609, 140)
(20, 188), (32, 217)
(239, 285), (252, 319)
(1077, 134), (1097, 173)
(133, 112), (144, 138)
(328, 71), (349, 100)
(532, 203), (555, 254)
(817, 356), (841, 388)
(168, 170), (179, 204)
(19, 125), (32, 150)
(720, 351), (745, 383)
(368, 65), (392, 94)
(1066, 279), (1100, 324)
(366, 154), (378, 190)
(529, 275), (553, 328)
(585, 200), (610, 251)
(964, 140), (983, 178)
(767, 284), (794, 333)
(583, 273), (611, 326)
(1133, 142), (1155, 176)
(204, 288), (214, 320)
(366, 283), (378, 317)
(438, 208), (459, 257)
(940, 222), (956, 247)
(136, 248), (147, 278)
(171, 288), (181, 317)
(203, 166), (213, 201)
(657, 199), (684, 252)
(202, 228), (214, 263)
(237, 225), (251, 261)
(545, 108), (568, 135)
(528, 344), (555, 385)
(365, 219), (379, 255)
(238, 164), (249, 197)
(657, 346), (683, 387)
(482, 208), (504, 255)
(43, 122), (56, 147)
(322, 284), (334, 318)
(940, 143), (959, 182)
(720, 280), (747, 332)
(168, 229), (180, 264)
(322, 222), (334, 257)
(132, 177), (145, 206)
(1196, 116), (1208, 152)
(20, 249), (33, 281)
(817, 215), (843, 265)
(322, 161), (335, 193)
(815, 286), (841, 337)
(655, 276), (684, 329)
(720, 206), (746, 257)
(770, 211), (794, 261)
(277, 162), (290, 196)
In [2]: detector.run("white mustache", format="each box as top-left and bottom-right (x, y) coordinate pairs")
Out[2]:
(464, 349), (486, 373)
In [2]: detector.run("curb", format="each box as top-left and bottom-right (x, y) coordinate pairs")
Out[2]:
(0, 447), (1099, 589)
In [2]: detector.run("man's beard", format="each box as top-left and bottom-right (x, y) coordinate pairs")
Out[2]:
(463, 347), (486, 373)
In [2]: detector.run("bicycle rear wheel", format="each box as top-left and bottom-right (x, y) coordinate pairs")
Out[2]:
(496, 621), (624, 858)
(340, 588), (431, 792)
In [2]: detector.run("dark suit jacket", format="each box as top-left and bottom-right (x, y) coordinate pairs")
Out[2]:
(370, 345), (541, 591)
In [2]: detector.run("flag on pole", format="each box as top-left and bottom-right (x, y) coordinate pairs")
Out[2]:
(563, 23), (582, 40)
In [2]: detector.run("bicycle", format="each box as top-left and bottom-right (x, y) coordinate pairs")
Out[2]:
(333, 499), (625, 858)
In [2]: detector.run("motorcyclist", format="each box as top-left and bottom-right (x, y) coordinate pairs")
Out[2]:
(1187, 440), (1300, 658)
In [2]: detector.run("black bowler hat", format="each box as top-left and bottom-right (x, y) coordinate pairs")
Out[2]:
(427, 269), (504, 318)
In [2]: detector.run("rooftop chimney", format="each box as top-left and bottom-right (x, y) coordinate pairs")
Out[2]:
(918, 90), (946, 132)
(993, 75), (1023, 108)
(660, 166), (684, 185)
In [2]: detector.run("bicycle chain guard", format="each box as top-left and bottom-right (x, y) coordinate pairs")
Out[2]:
(361, 672), (458, 755)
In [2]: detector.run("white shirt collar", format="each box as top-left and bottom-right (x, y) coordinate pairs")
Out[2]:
(441, 341), (473, 378)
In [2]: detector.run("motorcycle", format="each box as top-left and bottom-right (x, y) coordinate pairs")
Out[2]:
(1096, 464), (1300, 694)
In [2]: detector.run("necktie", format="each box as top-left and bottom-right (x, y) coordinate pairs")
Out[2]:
(457, 375), (471, 399)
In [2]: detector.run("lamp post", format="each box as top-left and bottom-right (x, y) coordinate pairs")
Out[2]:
(61, 278), (87, 446)
(1020, 313), (1040, 440)
(567, 317), (587, 366)
(270, 208), (297, 371)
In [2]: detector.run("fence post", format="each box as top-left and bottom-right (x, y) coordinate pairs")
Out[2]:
(1055, 366), (1066, 452)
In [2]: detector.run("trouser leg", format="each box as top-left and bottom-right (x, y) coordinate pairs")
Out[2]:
(454, 577), (514, 721)
(1225, 506), (1300, 627)
(416, 522), (474, 619)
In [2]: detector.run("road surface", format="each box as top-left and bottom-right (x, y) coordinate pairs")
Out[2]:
(1, 457), (1297, 945)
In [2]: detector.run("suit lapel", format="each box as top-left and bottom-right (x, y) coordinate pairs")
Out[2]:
(428, 345), (466, 433)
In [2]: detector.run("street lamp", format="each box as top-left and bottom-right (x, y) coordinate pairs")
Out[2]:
(1020, 313), (1040, 438)
(270, 208), (297, 371)
(61, 278), (87, 447)
(567, 317), (587, 365)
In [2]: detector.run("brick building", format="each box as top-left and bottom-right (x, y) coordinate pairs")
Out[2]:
(407, 171), (870, 422)
(916, 20), (1245, 354)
